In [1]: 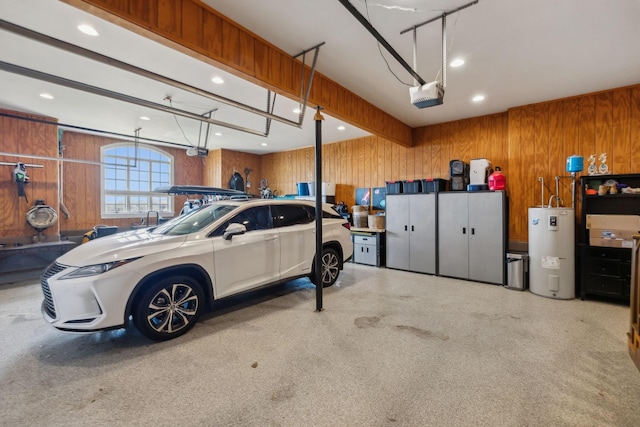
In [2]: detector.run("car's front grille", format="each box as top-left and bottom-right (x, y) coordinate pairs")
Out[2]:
(40, 262), (67, 319)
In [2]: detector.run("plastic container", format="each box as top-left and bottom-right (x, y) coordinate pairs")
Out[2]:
(467, 184), (489, 191)
(322, 182), (336, 196)
(352, 211), (368, 228)
(297, 182), (309, 196)
(421, 178), (448, 193)
(566, 155), (584, 173)
(403, 180), (422, 193)
(307, 182), (315, 196)
(368, 214), (385, 229)
(488, 167), (506, 191)
(385, 181), (403, 194)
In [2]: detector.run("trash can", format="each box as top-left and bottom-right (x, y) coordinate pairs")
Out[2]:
(506, 253), (528, 290)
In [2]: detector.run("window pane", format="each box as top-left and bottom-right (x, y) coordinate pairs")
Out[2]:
(102, 144), (173, 217)
(139, 148), (151, 160)
(115, 179), (127, 191)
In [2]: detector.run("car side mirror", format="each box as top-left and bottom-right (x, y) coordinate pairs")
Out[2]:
(223, 223), (246, 240)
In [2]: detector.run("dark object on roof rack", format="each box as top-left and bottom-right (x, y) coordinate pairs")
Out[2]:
(154, 185), (249, 197)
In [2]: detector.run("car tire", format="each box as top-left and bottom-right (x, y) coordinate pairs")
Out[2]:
(311, 247), (341, 288)
(133, 276), (204, 341)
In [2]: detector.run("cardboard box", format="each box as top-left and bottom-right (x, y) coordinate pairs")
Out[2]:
(589, 228), (636, 248)
(586, 214), (640, 231)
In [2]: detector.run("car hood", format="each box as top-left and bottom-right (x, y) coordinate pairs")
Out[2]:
(57, 229), (189, 267)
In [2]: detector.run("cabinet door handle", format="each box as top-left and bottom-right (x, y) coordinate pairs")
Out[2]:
(411, 225), (415, 232)
(463, 227), (466, 234)
(361, 247), (364, 253)
(404, 225), (408, 231)
(471, 228), (475, 235)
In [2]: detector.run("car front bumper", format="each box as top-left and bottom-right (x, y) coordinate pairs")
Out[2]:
(41, 262), (139, 332)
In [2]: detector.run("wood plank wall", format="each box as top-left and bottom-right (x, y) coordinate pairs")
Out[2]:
(220, 149), (262, 196)
(261, 112), (508, 209)
(203, 148), (221, 188)
(60, 131), (203, 232)
(508, 86), (640, 241)
(2, 84), (639, 243)
(0, 110), (59, 243)
(203, 149), (262, 196)
(66, 0), (413, 147)
(261, 85), (640, 243)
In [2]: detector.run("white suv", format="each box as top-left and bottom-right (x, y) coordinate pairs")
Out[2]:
(40, 199), (353, 341)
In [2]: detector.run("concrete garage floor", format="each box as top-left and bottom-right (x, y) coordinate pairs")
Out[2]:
(1, 263), (639, 426)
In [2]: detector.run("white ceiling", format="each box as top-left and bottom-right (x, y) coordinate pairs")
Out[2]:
(1, 0), (640, 155)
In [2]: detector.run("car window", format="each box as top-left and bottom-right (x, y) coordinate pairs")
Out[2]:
(210, 205), (272, 236)
(273, 204), (313, 228)
(301, 205), (342, 219)
(151, 204), (238, 236)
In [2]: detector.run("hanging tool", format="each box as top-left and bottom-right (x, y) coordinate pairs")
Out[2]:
(13, 162), (30, 203)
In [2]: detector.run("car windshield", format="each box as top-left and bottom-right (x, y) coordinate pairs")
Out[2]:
(151, 203), (239, 236)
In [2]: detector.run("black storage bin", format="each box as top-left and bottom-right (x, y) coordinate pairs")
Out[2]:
(421, 178), (448, 193)
(449, 160), (470, 191)
(386, 181), (403, 194)
(402, 180), (422, 193)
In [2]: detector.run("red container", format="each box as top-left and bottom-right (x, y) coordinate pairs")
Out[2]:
(488, 167), (506, 190)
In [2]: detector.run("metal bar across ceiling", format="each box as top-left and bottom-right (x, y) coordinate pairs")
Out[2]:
(338, 0), (427, 86)
(0, 19), (303, 129)
(0, 61), (270, 137)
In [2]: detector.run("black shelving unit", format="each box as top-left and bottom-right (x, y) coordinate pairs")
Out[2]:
(580, 173), (640, 301)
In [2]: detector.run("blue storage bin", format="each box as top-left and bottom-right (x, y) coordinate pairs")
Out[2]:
(403, 180), (422, 193)
(385, 181), (403, 194)
(421, 178), (448, 193)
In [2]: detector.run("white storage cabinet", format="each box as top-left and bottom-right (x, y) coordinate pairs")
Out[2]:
(386, 194), (437, 274)
(438, 191), (506, 285)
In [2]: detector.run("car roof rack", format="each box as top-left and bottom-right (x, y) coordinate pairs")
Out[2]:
(154, 185), (250, 198)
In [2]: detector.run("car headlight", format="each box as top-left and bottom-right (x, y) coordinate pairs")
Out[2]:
(61, 257), (141, 279)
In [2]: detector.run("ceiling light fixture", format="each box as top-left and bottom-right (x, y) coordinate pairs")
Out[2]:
(39, 93), (54, 99)
(140, 116), (150, 121)
(77, 24), (99, 36)
(337, 126), (346, 131)
(293, 108), (301, 114)
(472, 94), (485, 102)
(211, 76), (224, 84)
(261, 143), (268, 147)
(450, 58), (465, 67)
(214, 132), (222, 136)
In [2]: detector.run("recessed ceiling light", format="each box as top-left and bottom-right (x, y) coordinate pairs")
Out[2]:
(450, 58), (465, 67)
(261, 143), (268, 147)
(77, 24), (99, 36)
(39, 93), (54, 99)
(472, 95), (485, 102)
(140, 116), (150, 121)
(293, 108), (301, 114)
(337, 126), (346, 131)
(211, 76), (224, 84)
(214, 132), (222, 136)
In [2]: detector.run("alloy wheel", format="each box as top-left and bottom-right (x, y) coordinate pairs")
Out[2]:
(321, 249), (340, 287)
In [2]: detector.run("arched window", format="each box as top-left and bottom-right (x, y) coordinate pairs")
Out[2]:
(101, 143), (174, 218)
